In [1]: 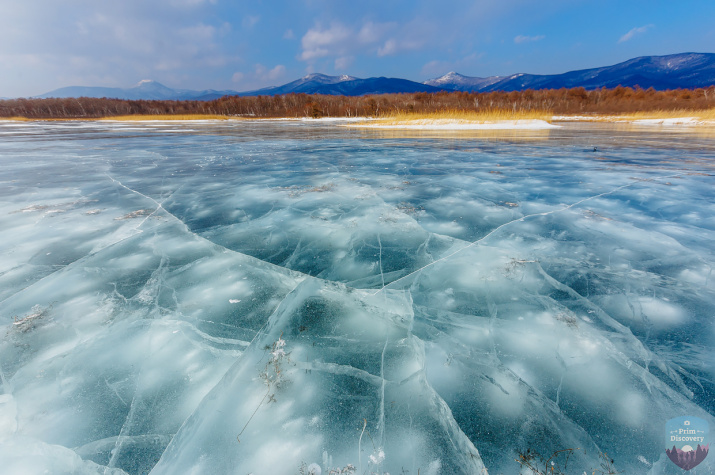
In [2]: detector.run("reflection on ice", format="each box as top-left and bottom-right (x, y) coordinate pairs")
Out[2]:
(0, 120), (713, 474)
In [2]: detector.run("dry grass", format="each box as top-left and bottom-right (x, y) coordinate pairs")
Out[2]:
(101, 114), (235, 121)
(1, 116), (38, 122)
(620, 108), (715, 120)
(558, 108), (715, 122)
(368, 109), (553, 126)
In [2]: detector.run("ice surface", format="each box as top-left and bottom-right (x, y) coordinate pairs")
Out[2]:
(152, 279), (485, 474)
(0, 120), (714, 474)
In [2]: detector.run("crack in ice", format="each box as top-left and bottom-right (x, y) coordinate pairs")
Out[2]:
(373, 172), (689, 295)
(106, 379), (140, 471)
(377, 335), (388, 446)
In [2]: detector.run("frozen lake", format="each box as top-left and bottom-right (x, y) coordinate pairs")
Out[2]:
(0, 120), (713, 474)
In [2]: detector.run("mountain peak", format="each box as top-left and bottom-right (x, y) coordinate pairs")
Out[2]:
(424, 71), (498, 90)
(299, 73), (357, 82)
(292, 73), (359, 87)
(425, 72), (461, 84)
(134, 80), (171, 90)
(302, 73), (329, 80)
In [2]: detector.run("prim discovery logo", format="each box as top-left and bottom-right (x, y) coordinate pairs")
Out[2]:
(665, 416), (709, 470)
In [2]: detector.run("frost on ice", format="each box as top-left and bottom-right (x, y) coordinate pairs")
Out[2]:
(0, 120), (713, 474)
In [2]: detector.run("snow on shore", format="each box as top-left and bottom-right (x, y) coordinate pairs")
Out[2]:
(346, 119), (558, 130)
(554, 115), (715, 126)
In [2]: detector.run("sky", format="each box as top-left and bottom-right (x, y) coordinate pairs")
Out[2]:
(1, 0), (714, 98)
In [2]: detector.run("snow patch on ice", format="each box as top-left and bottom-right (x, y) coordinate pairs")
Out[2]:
(349, 119), (558, 130)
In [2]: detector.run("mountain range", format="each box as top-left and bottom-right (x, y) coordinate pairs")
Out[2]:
(425, 52), (715, 92)
(34, 52), (715, 101)
(34, 74), (445, 101)
(35, 79), (238, 102)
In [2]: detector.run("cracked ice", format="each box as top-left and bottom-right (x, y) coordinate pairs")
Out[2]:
(0, 120), (714, 474)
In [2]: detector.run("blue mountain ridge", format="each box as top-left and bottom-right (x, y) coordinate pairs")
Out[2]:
(35, 79), (238, 101)
(33, 52), (714, 100)
(237, 73), (447, 96)
(35, 74), (445, 100)
(426, 53), (715, 92)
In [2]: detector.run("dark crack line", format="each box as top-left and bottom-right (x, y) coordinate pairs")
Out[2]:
(374, 171), (690, 295)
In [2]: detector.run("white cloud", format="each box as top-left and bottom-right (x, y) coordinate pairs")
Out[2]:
(0, 1), (241, 96)
(299, 20), (399, 63)
(377, 37), (424, 57)
(618, 24), (653, 43)
(377, 39), (397, 57)
(231, 64), (286, 89)
(300, 23), (352, 60)
(372, 17), (431, 57)
(255, 64), (286, 81)
(266, 64), (286, 80)
(357, 21), (395, 44)
(514, 35), (545, 44)
(242, 15), (260, 29)
(283, 29), (295, 40)
(155, 59), (183, 71)
(179, 23), (217, 42)
(421, 60), (443, 77)
(169, 0), (216, 6)
(335, 56), (354, 70)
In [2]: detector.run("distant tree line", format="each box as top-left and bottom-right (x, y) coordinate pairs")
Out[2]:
(1, 86), (714, 119)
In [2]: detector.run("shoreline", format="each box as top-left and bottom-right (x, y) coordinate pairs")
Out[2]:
(552, 115), (715, 127)
(2, 114), (715, 129)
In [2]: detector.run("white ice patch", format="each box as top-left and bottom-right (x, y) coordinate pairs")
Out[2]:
(349, 119), (559, 130)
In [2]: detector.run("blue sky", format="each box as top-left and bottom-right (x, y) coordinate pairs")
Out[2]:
(1, 0), (714, 97)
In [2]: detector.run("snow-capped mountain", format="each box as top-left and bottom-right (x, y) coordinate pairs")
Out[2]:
(238, 73), (444, 96)
(36, 80), (240, 101)
(34, 74), (444, 100)
(238, 73), (357, 96)
(30, 53), (715, 101)
(424, 72), (503, 91)
(425, 53), (715, 92)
